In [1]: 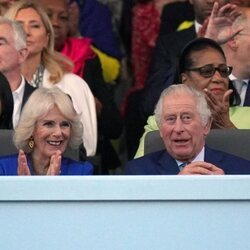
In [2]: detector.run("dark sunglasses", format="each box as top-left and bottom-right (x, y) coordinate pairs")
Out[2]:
(186, 64), (233, 78)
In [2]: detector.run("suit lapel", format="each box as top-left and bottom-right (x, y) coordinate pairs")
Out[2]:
(204, 146), (224, 166)
(156, 151), (180, 175)
(21, 81), (36, 109)
(243, 81), (250, 106)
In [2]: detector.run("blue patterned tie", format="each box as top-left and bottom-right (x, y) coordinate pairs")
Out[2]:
(179, 162), (189, 171)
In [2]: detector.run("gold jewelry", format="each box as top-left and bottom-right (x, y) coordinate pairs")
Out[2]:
(28, 136), (34, 149)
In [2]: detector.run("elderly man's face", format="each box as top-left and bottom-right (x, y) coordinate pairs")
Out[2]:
(0, 23), (22, 74)
(159, 92), (210, 162)
(189, 0), (229, 24)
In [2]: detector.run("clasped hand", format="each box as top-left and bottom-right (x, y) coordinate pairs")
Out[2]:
(178, 161), (225, 175)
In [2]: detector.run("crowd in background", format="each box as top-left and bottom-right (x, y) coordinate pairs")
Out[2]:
(0, 0), (250, 175)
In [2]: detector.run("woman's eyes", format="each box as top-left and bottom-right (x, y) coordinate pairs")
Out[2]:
(43, 121), (54, 127)
(42, 121), (70, 128)
(61, 121), (71, 127)
(30, 23), (41, 29)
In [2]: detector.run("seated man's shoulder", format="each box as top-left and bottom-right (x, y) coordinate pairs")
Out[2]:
(208, 147), (250, 174)
(125, 150), (166, 175)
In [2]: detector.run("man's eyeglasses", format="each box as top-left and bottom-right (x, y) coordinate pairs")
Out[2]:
(186, 64), (233, 78)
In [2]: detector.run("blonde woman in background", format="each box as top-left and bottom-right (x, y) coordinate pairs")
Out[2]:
(5, 0), (97, 157)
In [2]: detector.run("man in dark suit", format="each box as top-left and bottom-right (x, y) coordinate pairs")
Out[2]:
(0, 17), (35, 129)
(222, 7), (250, 106)
(125, 84), (250, 175)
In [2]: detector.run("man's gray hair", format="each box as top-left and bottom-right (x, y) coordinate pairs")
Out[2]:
(154, 84), (211, 128)
(0, 17), (26, 50)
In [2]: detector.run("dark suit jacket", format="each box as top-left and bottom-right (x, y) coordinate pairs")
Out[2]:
(22, 80), (36, 109)
(125, 146), (250, 175)
(159, 1), (194, 37)
(5, 80), (35, 129)
(0, 73), (13, 129)
(140, 26), (197, 123)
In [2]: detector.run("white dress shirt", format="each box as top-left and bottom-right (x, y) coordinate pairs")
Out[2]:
(194, 20), (202, 34)
(176, 147), (205, 170)
(230, 74), (249, 106)
(12, 76), (25, 128)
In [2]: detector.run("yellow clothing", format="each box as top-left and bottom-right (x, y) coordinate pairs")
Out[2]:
(91, 46), (120, 83)
(177, 21), (194, 31)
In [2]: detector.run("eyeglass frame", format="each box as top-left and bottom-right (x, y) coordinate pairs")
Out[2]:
(185, 64), (233, 78)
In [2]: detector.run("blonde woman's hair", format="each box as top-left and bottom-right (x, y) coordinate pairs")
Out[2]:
(14, 87), (83, 153)
(5, 0), (73, 84)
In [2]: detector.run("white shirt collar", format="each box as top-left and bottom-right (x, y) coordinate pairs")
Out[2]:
(229, 74), (248, 83)
(12, 75), (25, 99)
(12, 76), (25, 128)
(194, 20), (202, 34)
(176, 146), (205, 166)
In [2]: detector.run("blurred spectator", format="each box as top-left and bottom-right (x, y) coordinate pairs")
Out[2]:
(159, 1), (194, 36)
(0, 0), (18, 15)
(72, 0), (123, 60)
(0, 17), (35, 129)
(67, 0), (121, 83)
(223, 7), (250, 106)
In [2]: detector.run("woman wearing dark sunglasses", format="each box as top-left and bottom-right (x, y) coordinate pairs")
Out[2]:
(134, 37), (250, 158)
(179, 37), (240, 129)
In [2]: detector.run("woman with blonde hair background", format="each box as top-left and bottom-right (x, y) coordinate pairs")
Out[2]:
(5, 0), (97, 157)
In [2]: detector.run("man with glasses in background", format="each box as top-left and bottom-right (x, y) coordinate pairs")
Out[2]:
(222, 7), (250, 106)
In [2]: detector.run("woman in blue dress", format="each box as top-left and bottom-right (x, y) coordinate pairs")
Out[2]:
(0, 87), (93, 175)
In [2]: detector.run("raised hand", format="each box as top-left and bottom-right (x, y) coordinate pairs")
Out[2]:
(17, 149), (31, 175)
(203, 2), (243, 44)
(46, 150), (62, 175)
(204, 88), (236, 128)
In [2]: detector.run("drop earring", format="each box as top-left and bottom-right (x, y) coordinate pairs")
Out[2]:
(28, 136), (34, 149)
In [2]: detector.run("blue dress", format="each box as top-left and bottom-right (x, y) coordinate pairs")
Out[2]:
(0, 154), (93, 175)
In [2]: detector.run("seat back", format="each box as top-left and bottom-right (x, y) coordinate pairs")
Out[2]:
(0, 130), (17, 156)
(144, 129), (250, 161)
(0, 129), (79, 160)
